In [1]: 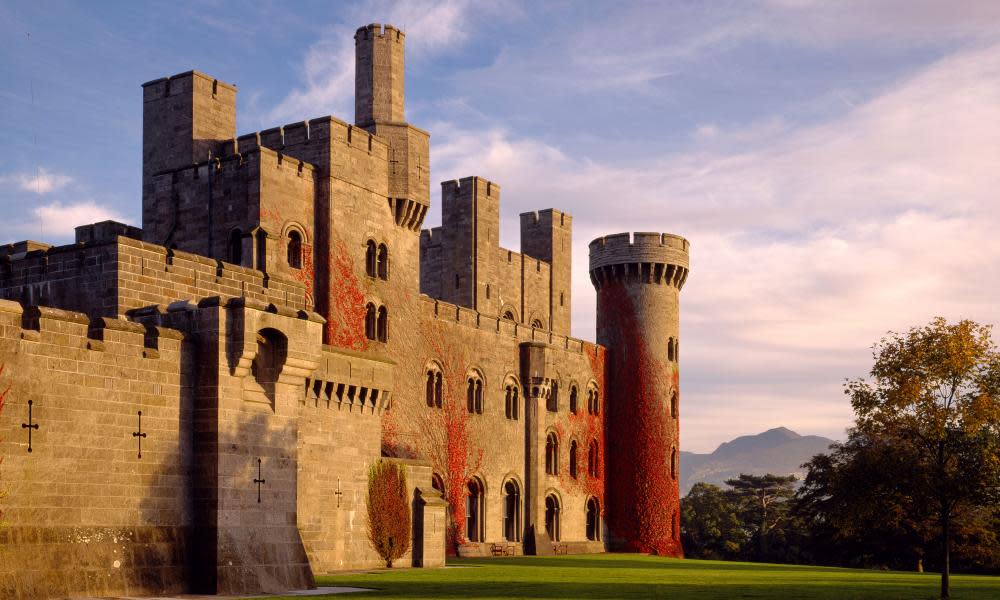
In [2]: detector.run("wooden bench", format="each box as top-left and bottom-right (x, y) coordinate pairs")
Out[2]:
(553, 543), (568, 555)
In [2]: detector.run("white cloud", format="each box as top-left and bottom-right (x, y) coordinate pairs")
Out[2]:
(0, 201), (126, 244)
(427, 42), (1000, 451)
(269, 0), (491, 125)
(1, 167), (73, 195)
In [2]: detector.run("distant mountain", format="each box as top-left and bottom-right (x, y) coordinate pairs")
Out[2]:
(680, 427), (837, 495)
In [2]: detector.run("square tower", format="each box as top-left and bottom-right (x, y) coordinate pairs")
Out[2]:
(355, 23), (405, 126)
(520, 209), (573, 335)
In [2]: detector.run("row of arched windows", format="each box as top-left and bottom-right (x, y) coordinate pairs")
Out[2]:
(549, 383), (601, 415)
(424, 366), (524, 420)
(436, 475), (601, 543)
(364, 303), (388, 342)
(546, 433), (600, 480)
(365, 240), (389, 280)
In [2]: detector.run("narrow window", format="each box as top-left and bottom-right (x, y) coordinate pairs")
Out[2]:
(502, 310), (515, 321)
(474, 379), (483, 414)
(376, 244), (389, 280)
(544, 494), (560, 541)
(503, 480), (522, 542)
(671, 446), (677, 479)
(434, 372), (443, 408)
(547, 382), (558, 413)
(431, 473), (445, 494)
(365, 240), (377, 277)
(670, 391), (677, 418)
(364, 303), (376, 340)
(569, 386), (578, 414)
(426, 370), (435, 407)
(467, 378), (475, 413)
(376, 306), (388, 342)
(466, 478), (485, 542)
(532, 319), (543, 330)
(668, 337), (675, 362)
(560, 292), (564, 307)
(569, 440), (578, 479)
(486, 284), (491, 299)
(588, 440), (599, 477)
(287, 230), (302, 269)
(545, 432), (559, 475)
(455, 274), (460, 289)
(228, 229), (243, 265)
(586, 497), (600, 541)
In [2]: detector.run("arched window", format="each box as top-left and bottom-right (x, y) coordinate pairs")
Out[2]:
(545, 432), (559, 475)
(376, 306), (388, 342)
(250, 328), (287, 409)
(503, 479), (521, 542)
(364, 303), (376, 340)
(466, 478), (485, 542)
(504, 379), (519, 420)
(466, 372), (483, 414)
(670, 390), (677, 418)
(569, 440), (578, 479)
(376, 243), (389, 280)
(588, 440), (599, 478)
(544, 494), (561, 541)
(431, 473), (445, 495)
(671, 446), (678, 479)
(287, 230), (302, 269)
(531, 319), (543, 330)
(668, 337), (675, 362)
(365, 240), (377, 277)
(228, 229), (243, 265)
(586, 497), (601, 541)
(502, 310), (515, 321)
(426, 367), (443, 408)
(569, 386), (579, 414)
(587, 386), (601, 416)
(485, 284), (491, 299)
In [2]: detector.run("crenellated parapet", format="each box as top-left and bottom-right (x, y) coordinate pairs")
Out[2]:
(588, 232), (690, 290)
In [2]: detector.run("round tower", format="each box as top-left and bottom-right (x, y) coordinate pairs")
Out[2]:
(589, 232), (689, 556)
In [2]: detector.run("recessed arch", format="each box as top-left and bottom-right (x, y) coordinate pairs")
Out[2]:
(466, 368), (485, 414)
(586, 496), (601, 541)
(544, 491), (562, 542)
(545, 430), (560, 475)
(502, 373), (521, 420)
(466, 476), (486, 543)
(501, 476), (522, 542)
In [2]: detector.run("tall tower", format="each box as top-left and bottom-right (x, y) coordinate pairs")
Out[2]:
(589, 232), (690, 556)
(355, 23), (405, 126)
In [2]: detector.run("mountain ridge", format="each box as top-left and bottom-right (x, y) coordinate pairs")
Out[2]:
(680, 427), (837, 495)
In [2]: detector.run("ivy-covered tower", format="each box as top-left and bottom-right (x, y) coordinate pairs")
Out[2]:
(589, 232), (690, 556)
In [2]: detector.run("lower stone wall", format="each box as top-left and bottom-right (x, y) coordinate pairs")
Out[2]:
(0, 300), (192, 599)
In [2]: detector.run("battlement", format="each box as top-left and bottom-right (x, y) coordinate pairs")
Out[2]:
(222, 116), (390, 160)
(589, 232), (690, 290)
(441, 176), (499, 200)
(355, 23), (405, 42)
(141, 70), (237, 101)
(520, 208), (572, 231)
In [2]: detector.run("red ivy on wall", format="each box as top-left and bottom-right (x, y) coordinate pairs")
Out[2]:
(599, 283), (683, 557)
(325, 237), (368, 351)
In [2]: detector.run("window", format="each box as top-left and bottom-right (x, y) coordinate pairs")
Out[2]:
(569, 440), (578, 479)
(668, 337), (675, 362)
(545, 432), (559, 475)
(588, 440), (599, 478)
(670, 390), (677, 418)
(466, 372), (483, 414)
(466, 478), (485, 542)
(569, 386), (579, 414)
(671, 446), (678, 479)
(544, 494), (561, 541)
(431, 473), (445, 495)
(502, 310), (515, 321)
(586, 497), (601, 541)
(376, 243), (389, 280)
(287, 230), (302, 269)
(364, 303), (376, 340)
(531, 319), (543, 330)
(503, 480), (521, 542)
(425, 368), (443, 409)
(455, 274), (460, 289)
(560, 292), (564, 307)
(228, 229), (243, 265)
(485, 284), (491, 299)
(376, 306), (388, 342)
(365, 240), (377, 277)
(547, 382), (558, 413)
(587, 387), (601, 416)
(504, 379), (519, 420)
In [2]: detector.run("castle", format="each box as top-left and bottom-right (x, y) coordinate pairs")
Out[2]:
(0, 24), (689, 598)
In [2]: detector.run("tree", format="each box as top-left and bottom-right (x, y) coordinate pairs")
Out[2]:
(724, 473), (797, 561)
(680, 483), (746, 560)
(366, 460), (411, 568)
(846, 318), (1000, 599)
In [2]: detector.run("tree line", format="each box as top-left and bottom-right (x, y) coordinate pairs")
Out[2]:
(681, 319), (1000, 599)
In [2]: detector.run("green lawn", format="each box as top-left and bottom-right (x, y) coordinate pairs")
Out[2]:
(266, 554), (1000, 600)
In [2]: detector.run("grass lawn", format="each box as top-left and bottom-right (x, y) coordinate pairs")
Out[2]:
(266, 554), (1000, 600)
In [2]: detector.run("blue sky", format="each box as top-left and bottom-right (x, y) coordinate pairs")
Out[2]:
(3, 1), (1000, 451)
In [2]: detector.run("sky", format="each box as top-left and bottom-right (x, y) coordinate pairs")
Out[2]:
(2, 0), (1000, 452)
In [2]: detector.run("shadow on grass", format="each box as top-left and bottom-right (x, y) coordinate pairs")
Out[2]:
(453, 556), (891, 575)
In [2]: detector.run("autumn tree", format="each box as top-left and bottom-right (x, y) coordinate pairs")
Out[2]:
(845, 318), (1000, 599)
(724, 473), (797, 561)
(366, 460), (411, 568)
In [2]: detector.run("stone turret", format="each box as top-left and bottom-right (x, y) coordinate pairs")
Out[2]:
(355, 23), (405, 127)
(589, 232), (689, 557)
